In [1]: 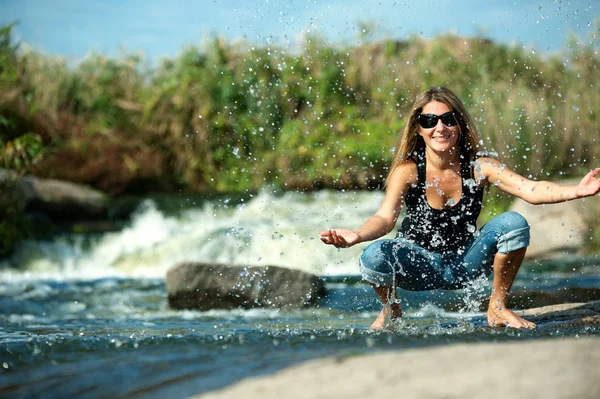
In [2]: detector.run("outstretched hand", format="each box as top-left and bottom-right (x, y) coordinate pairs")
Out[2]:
(576, 168), (600, 198)
(319, 229), (360, 248)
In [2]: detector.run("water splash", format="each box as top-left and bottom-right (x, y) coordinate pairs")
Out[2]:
(1, 190), (393, 279)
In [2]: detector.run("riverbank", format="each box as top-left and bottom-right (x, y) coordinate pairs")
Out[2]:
(196, 336), (600, 399)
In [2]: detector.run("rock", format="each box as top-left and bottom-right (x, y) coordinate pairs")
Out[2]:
(509, 193), (598, 259)
(190, 301), (600, 399)
(506, 287), (600, 310)
(165, 262), (327, 310)
(195, 337), (600, 399)
(517, 299), (600, 325)
(195, 301), (600, 399)
(0, 168), (22, 208)
(443, 286), (600, 313)
(0, 168), (108, 219)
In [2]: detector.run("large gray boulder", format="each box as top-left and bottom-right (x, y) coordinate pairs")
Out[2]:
(166, 262), (327, 310)
(0, 168), (107, 219)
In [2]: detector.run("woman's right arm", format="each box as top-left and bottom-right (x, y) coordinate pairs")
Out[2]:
(319, 161), (416, 248)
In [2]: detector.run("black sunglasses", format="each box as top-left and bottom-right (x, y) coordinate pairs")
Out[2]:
(418, 111), (458, 129)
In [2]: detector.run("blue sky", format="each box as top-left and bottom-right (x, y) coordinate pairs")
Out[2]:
(1, 0), (598, 61)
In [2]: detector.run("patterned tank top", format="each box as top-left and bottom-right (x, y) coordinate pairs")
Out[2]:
(398, 151), (484, 253)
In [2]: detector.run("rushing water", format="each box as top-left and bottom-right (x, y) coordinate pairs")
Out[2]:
(1, 190), (599, 398)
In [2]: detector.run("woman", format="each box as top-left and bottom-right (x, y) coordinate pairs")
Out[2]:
(319, 86), (600, 329)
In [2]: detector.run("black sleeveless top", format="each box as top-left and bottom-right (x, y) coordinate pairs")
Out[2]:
(398, 151), (484, 253)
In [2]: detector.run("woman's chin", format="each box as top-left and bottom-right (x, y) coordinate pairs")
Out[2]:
(429, 144), (457, 153)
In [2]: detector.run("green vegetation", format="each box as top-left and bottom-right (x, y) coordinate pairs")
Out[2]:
(1, 22), (598, 200)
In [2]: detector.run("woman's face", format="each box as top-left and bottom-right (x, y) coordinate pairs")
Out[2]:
(418, 101), (460, 154)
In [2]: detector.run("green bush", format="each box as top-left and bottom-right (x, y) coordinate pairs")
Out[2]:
(0, 22), (598, 196)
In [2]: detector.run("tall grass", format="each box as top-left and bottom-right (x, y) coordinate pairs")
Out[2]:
(1, 22), (598, 196)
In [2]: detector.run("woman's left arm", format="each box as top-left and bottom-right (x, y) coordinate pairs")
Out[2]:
(475, 157), (600, 205)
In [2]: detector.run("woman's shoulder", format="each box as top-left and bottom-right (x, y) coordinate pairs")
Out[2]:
(396, 158), (419, 172)
(471, 152), (506, 183)
(388, 159), (418, 185)
(473, 152), (503, 168)
(473, 150), (496, 160)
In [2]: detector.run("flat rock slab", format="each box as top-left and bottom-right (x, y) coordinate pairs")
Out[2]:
(195, 300), (600, 399)
(166, 262), (327, 310)
(196, 337), (600, 399)
(443, 287), (600, 313)
(517, 300), (600, 326)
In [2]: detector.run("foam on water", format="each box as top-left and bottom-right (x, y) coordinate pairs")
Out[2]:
(1, 190), (393, 279)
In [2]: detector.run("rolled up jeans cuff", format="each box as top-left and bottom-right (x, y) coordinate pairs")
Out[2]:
(496, 226), (530, 254)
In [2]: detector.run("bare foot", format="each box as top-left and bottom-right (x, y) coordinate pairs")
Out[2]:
(487, 304), (536, 329)
(370, 303), (402, 330)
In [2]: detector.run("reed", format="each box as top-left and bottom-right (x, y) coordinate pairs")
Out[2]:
(1, 23), (598, 198)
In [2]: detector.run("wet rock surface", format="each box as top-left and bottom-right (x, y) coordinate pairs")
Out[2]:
(517, 300), (600, 326)
(196, 301), (600, 399)
(445, 286), (600, 313)
(166, 262), (327, 310)
(436, 284), (600, 313)
(197, 336), (600, 399)
(506, 287), (600, 310)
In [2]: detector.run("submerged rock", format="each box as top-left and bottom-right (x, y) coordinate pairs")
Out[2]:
(165, 262), (327, 310)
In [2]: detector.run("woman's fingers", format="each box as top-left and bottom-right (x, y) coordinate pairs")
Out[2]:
(319, 229), (349, 247)
(331, 230), (348, 248)
(579, 168), (600, 196)
(319, 229), (336, 244)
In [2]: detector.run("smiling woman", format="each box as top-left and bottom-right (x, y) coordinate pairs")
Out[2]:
(319, 86), (600, 330)
(416, 102), (461, 156)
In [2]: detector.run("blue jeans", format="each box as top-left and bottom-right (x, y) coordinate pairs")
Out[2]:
(359, 212), (530, 291)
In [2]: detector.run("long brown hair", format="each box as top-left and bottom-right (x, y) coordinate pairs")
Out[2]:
(387, 86), (485, 183)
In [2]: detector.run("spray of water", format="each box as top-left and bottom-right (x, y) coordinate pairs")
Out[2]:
(0, 190), (396, 279)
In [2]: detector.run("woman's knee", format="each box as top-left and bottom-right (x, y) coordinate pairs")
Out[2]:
(360, 240), (394, 273)
(359, 240), (397, 286)
(499, 211), (529, 231)
(492, 211), (531, 254)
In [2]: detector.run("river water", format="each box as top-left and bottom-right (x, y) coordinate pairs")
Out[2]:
(1, 190), (599, 398)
